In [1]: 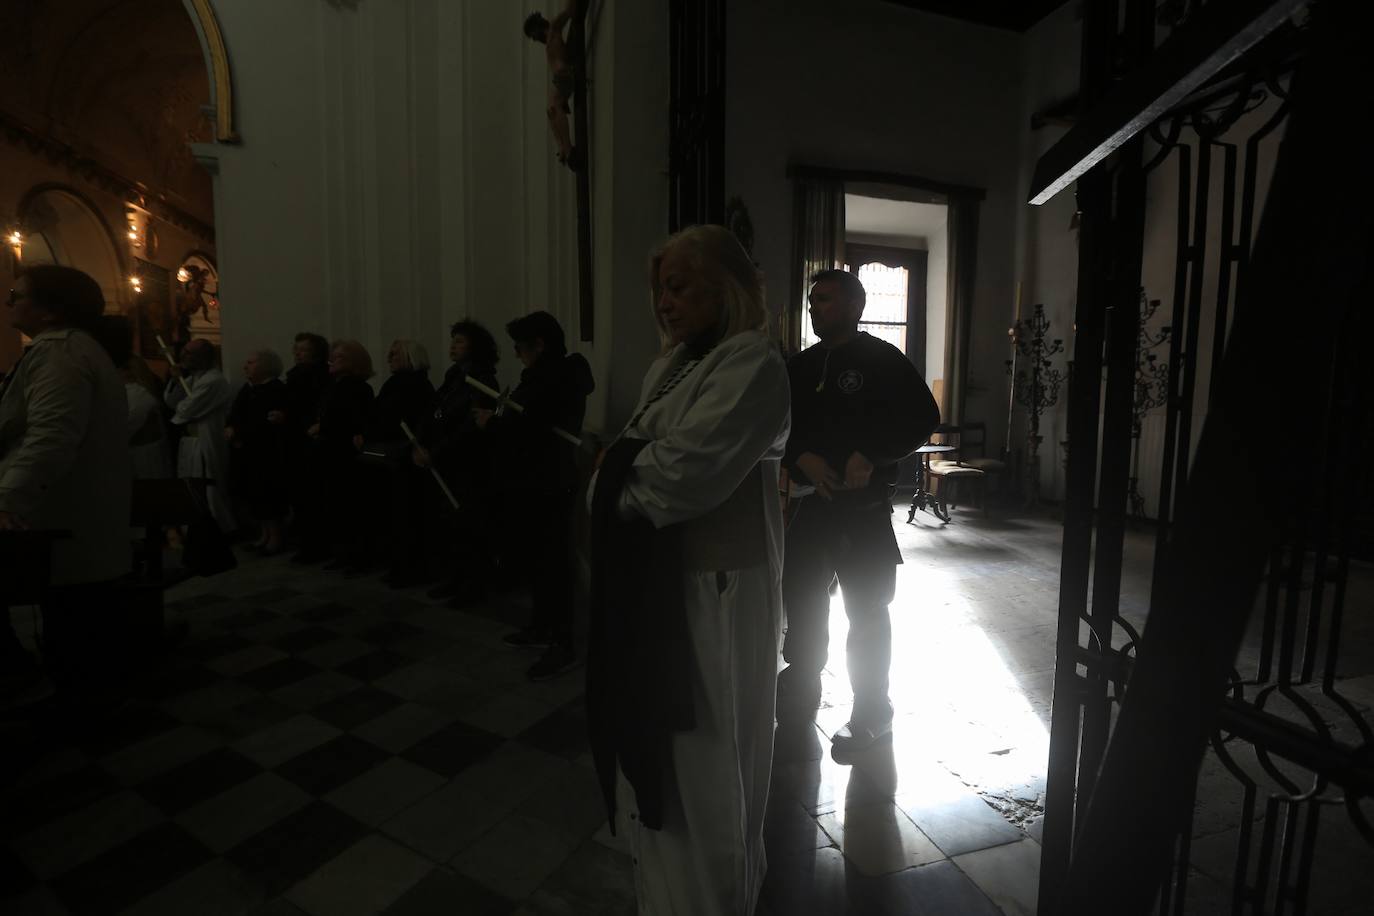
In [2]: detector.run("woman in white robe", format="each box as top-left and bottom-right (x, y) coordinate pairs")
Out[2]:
(164, 339), (234, 532)
(590, 225), (790, 916)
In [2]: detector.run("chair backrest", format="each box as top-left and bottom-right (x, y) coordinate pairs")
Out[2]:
(927, 424), (965, 463)
(961, 421), (988, 458)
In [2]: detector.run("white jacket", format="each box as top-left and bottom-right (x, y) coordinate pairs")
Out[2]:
(0, 328), (132, 586)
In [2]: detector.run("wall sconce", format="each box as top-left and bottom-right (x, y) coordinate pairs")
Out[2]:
(129, 274), (144, 294)
(124, 204), (149, 253)
(176, 266), (191, 284)
(4, 221), (22, 260)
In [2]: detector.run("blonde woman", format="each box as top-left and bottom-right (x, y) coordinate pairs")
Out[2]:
(587, 225), (790, 915)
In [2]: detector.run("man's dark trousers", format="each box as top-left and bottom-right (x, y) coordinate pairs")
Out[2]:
(781, 495), (899, 724)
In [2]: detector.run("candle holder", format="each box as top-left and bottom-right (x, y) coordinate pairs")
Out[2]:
(1007, 303), (1067, 508)
(1128, 288), (1171, 518)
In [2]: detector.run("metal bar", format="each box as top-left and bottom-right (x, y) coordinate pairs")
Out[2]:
(1037, 0), (1119, 901)
(1207, 144), (1239, 409)
(1150, 143), (1192, 596)
(1029, 0), (1308, 204)
(1299, 362), (1339, 683)
(1081, 138), (1149, 813)
(1051, 5), (1374, 908)
(1073, 650), (1374, 796)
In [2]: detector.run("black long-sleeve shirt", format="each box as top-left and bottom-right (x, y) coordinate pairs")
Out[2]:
(784, 332), (939, 506)
(363, 369), (434, 444)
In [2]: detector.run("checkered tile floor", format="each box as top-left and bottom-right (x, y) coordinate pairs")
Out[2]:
(3, 510), (1066, 915)
(3, 557), (627, 916)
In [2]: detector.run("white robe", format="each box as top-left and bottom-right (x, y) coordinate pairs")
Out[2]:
(165, 368), (234, 532)
(611, 330), (791, 916)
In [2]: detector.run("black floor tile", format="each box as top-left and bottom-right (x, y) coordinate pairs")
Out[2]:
(215, 608), (281, 630)
(3, 763), (123, 836)
(179, 632), (255, 663)
(0, 844), (36, 899)
(273, 626), (338, 654)
(273, 734), (390, 795)
(200, 695), (300, 741)
(311, 685), (404, 731)
(78, 704), (182, 757)
(237, 657), (321, 692)
(136, 748), (262, 814)
(400, 721), (503, 778)
(355, 620), (426, 648)
(295, 602), (355, 623)
(514, 698), (589, 760)
(244, 587), (301, 604)
(383, 868), (513, 916)
(133, 664), (223, 702)
(226, 802), (368, 899)
(335, 649), (408, 682)
(165, 593), (230, 612)
(47, 823), (212, 916)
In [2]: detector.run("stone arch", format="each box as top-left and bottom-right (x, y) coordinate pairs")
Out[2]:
(183, 0), (239, 143)
(17, 184), (128, 311)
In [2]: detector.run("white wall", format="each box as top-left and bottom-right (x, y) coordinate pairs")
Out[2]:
(1014, 2), (1287, 508)
(1014, 1), (1082, 499)
(925, 215), (948, 384)
(727, 0), (1023, 438)
(202, 0), (666, 435)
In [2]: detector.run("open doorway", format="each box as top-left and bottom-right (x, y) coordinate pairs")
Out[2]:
(798, 194), (949, 397)
(788, 166), (981, 424)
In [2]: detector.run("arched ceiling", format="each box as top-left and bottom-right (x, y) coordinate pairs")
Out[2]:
(0, 0), (213, 221)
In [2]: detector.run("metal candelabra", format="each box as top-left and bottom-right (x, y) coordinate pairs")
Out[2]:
(1128, 288), (1171, 518)
(1007, 303), (1067, 507)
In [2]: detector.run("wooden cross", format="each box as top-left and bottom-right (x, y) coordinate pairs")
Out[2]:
(526, 1), (594, 342)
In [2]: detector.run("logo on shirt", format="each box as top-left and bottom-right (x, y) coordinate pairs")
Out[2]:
(837, 369), (864, 394)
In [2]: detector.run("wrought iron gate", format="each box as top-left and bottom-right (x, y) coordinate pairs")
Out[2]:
(1034, 2), (1374, 914)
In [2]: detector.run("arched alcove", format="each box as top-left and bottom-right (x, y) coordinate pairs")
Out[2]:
(17, 186), (126, 312)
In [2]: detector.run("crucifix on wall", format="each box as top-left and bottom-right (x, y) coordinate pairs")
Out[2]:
(524, 0), (594, 342)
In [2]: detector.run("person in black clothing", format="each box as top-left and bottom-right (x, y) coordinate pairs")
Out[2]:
(291, 339), (375, 564)
(277, 332), (331, 543)
(226, 349), (290, 554)
(477, 310), (594, 681)
(779, 269), (939, 754)
(343, 339), (435, 578)
(413, 320), (500, 599)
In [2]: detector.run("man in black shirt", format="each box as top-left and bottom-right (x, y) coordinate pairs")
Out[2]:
(780, 269), (939, 753)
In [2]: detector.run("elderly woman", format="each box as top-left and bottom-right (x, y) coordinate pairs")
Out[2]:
(291, 339), (374, 565)
(587, 225), (791, 915)
(166, 338), (235, 533)
(225, 349), (289, 554)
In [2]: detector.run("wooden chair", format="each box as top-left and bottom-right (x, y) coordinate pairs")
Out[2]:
(927, 425), (988, 514)
(957, 421), (1006, 499)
